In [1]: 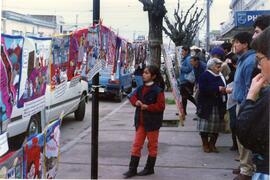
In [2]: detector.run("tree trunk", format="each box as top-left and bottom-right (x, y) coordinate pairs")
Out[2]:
(148, 12), (163, 68)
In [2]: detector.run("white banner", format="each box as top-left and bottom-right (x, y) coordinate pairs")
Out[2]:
(161, 45), (185, 126)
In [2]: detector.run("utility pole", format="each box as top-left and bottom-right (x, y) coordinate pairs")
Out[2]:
(206, 0), (210, 52)
(91, 0), (100, 179)
(75, 14), (79, 30)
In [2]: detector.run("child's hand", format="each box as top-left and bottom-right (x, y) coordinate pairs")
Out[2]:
(141, 104), (148, 110)
(135, 100), (143, 107)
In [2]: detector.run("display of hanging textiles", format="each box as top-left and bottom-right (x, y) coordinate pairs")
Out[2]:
(16, 37), (50, 109)
(0, 148), (24, 179)
(112, 36), (122, 74)
(23, 133), (45, 179)
(134, 42), (147, 65)
(0, 50), (13, 123)
(126, 42), (134, 68)
(50, 35), (70, 90)
(44, 119), (60, 179)
(100, 25), (110, 64)
(68, 28), (88, 81)
(120, 39), (127, 64)
(107, 30), (116, 66)
(87, 26), (103, 81)
(1, 34), (24, 108)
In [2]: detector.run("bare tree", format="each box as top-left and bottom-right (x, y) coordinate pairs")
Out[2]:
(139, 0), (167, 68)
(163, 0), (205, 47)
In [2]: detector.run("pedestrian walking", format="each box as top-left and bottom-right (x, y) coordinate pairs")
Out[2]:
(123, 65), (165, 178)
(232, 32), (256, 180)
(236, 27), (270, 180)
(179, 46), (196, 116)
(134, 63), (145, 87)
(190, 55), (206, 120)
(197, 58), (229, 153)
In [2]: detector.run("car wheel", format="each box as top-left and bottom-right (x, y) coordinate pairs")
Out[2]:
(75, 96), (86, 121)
(27, 114), (41, 137)
(125, 87), (132, 94)
(115, 90), (123, 102)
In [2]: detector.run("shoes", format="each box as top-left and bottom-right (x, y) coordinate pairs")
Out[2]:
(233, 174), (252, 180)
(192, 117), (198, 121)
(230, 145), (238, 151)
(234, 156), (240, 161)
(232, 168), (240, 174)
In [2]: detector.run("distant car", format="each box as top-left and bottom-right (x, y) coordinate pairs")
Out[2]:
(89, 61), (133, 102)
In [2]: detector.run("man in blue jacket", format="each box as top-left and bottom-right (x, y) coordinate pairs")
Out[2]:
(232, 32), (256, 180)
(178, 46), (197, 116)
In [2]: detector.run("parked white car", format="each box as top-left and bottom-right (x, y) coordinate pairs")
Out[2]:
(7, 78), (88, 139)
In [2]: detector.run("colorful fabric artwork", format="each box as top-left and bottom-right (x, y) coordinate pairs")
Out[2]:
(17, 37), (50, 108)
(0, 148), (24, 179)
(134, 42), (147, 65)
(87, 26), (102, 80)
(1, 34), (24, 107)
(51, 35), (69, 89)
(0, 53), (13, 122)
(68, 28), (88, 80)
(44, 120), (60, 179)
(107, 30), (116, 66)
(24, 133), (44, 179)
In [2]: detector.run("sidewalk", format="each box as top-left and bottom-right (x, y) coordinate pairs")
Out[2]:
(56, 92), (238, 179)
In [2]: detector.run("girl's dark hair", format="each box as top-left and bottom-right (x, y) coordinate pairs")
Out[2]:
(251, 26), (270, 59)
(145, 65), (165, 91)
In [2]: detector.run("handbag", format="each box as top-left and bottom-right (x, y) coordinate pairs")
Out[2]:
(185, 70), (195, 83)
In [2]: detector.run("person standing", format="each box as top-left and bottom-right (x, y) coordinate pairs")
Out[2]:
(190, 55), (206, 120)
(179, 46), (196, 116)
(232, 32), (256, 180)
(123, 65), (165, 178)
(197, 58), (228, 153)
(221, 42), (239, 151)
(236, 26), (270, 180)
(251, 15), (270, 78)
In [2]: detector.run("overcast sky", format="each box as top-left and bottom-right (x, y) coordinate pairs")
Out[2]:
(2, 0), (231, 42)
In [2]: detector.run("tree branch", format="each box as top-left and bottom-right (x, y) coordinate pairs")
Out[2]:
(138, 0), (153, 11)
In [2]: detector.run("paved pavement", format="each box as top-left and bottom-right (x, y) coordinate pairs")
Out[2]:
(56, 92), (239, 179)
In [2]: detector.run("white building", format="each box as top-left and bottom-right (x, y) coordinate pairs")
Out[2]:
(220, 0), (270, 38)
(1, 10), (64, 37)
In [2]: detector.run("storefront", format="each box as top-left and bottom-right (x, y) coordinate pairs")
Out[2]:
(221, 10), (270, 38)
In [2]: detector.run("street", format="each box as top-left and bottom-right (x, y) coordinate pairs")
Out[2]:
(59, 95), (126, 147)
(56, 92), (238, 179)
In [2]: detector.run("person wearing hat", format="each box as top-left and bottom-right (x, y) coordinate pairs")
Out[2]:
(210, 47), (231, 81)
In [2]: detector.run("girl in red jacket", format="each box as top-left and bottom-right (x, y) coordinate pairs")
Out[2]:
(123, 65), (165, 178)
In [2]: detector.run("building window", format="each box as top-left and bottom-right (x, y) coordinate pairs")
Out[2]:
(12, 30), (23, 35)
(38, 32), (44, 37)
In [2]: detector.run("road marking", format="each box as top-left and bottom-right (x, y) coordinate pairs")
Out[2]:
(60, 99), (129, 153)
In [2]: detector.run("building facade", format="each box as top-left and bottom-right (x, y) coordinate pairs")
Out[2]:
(1, 11), (64, 37)
(220, 0), (270, 38)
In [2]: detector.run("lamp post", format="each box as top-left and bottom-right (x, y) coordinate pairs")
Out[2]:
(91, 0), (100, 179)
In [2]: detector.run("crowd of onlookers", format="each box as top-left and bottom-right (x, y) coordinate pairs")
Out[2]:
(178, 15), (270, 180)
